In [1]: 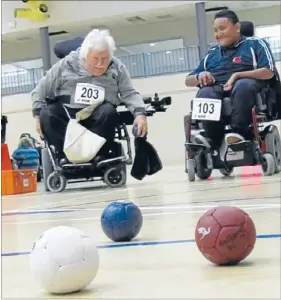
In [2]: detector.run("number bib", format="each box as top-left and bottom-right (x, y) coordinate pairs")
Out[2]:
(192, 98), (222, 121)
(74, 83), (105, 105)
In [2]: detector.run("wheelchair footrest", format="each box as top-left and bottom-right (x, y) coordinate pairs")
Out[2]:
(62, 162), (92, 169)
(228, 140), (252, 152)
(185, 142), (207, 151)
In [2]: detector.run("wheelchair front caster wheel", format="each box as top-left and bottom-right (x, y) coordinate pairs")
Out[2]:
(219, 167), (234, 177)
(187, 159), (195, 182)
(104, 166), (127, 188)
(261, 153), (275, 176)
(46, 171), (67, 193)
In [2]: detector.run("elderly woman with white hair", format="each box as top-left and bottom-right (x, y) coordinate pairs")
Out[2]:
(31, 29), (147, 165)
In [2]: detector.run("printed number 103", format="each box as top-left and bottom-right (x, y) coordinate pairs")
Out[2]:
(198, 102), (215, 114)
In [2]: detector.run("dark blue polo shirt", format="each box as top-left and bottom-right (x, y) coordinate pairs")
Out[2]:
(190, 36), (275, 85)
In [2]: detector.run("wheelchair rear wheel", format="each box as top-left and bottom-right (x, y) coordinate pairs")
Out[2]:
(264, 127), (281, 173)
(187, 159), (195, 181)
(42, 148), (53, 192)
(104, 164), (127, 188)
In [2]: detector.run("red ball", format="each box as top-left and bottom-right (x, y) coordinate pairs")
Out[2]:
(195, 206), (256, 266)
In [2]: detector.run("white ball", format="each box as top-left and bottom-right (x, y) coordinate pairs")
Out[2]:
(29, 226), (99, 294)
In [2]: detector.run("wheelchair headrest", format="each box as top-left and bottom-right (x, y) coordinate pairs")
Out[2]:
(53, 37), (84, 59)
(240, 21), (254, 37)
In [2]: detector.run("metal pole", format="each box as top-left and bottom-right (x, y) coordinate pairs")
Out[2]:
(195, 2), (208, 59)
(39, 26), (51, 73)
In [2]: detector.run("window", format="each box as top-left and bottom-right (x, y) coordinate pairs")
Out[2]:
(255, 24), (281, 55)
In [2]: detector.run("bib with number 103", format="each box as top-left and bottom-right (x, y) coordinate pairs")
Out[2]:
(74, 83), (105, 105)
(192, 98), (222, 121)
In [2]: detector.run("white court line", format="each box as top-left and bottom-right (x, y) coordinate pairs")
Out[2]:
(2, 206), (278, 225)
(3, 176), (280, 213)
(2, 187), (121, 201)
(3, 190), (117, 213)
(1, 174), (197, 201)
(21, 176), (281, 212)
(1, 180), (217, 213)
(3, 173), (278, 202)
(4, 203), (281, 214)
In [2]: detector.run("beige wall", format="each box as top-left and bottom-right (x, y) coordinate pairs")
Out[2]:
(3, 61), (281, 166)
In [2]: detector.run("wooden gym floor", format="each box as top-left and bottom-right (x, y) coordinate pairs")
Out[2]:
(2, 165), (281, 298)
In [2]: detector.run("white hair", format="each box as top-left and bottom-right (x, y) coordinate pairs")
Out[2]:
(79, 29), (116, 60)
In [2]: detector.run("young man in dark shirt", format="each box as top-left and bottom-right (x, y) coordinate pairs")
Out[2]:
(185, 9), (275, 148)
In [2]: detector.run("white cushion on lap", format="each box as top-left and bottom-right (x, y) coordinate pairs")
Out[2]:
(63, 119), (106, 163)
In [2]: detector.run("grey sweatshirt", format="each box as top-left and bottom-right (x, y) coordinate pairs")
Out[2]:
(31, 49), (146, 117)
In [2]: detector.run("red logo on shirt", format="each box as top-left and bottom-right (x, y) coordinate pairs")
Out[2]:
(233, 57), (242, 63)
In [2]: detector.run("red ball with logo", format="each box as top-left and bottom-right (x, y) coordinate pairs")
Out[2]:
(195, 206), (256, 265)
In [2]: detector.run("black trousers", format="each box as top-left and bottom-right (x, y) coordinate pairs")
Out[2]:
(196, 78), (266, 146)
(40, 101), (119, 158)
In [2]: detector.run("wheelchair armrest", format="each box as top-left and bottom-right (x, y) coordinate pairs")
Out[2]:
(256, 92), (267, 112)
(118, 108), (157, 125)
(222, 97), (232, 117)
(255, 86), (277, 116)
(118, 111), (134, 125)
(143, 97), (152, 104)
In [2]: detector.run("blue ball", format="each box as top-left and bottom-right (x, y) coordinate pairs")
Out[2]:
(132, 125), (138, 137)
(101, 200), (143, 242)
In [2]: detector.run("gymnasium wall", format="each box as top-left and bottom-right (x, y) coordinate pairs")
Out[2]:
(3, 61), (281, 166)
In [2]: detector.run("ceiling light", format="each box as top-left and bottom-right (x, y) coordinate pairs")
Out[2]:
(150, 43), (155, 46)
(166, 51), (172, 54)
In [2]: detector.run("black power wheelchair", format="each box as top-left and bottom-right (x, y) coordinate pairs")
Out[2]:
(42, 94), (171, 193)
(40, 37), (171, 192)
(184, 21), (281, 182)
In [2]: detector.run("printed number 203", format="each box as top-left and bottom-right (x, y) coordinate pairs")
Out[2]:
(81, 87), (99, 99)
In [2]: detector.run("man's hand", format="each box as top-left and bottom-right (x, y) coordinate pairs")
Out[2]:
(198, 71), (215, 87)
(224, 73), (239, 91)
(133, 115), (147, 137)
(35, 116), (43, 138)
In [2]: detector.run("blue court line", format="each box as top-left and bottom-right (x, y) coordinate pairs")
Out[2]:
(2, 233), (280, 257)
(2, 195), (281, 217)
(2, 210), (78, 216)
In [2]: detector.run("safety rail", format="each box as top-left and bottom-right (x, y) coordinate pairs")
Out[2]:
(2, 39), (281, 96)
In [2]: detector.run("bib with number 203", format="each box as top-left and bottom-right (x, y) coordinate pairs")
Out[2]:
(74, 83), (105, 105)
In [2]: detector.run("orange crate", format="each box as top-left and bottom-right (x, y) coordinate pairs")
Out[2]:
(1, 143), (12, 171)
(1, 169), (38, 196)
